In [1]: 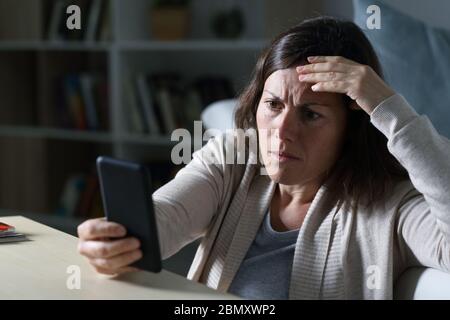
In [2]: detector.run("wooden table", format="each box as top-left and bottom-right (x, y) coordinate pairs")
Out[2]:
(0, 216), (235, 300)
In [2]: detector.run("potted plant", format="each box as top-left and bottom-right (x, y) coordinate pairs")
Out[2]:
(211, 7), (245, 39)
(150, 0), (191, 41)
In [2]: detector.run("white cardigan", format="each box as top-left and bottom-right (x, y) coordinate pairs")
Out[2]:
(152, 94), (450, 299)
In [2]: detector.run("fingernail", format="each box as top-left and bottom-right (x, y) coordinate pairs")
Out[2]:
(308, 56), (316, 62)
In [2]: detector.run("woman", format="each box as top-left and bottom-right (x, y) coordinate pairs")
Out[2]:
(77, 17), (450, 299)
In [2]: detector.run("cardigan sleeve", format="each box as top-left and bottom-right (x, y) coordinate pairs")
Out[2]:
(369, 94), (450, 272)
(151, 134), (232, 260)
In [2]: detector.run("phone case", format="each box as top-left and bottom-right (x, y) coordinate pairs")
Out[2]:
(96, 156), (162, 273)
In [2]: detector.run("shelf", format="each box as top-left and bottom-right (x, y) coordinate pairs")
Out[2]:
(0, 126), (114, 143)
(118, 39), (269, 51)
(0, 0), (269, 225)
(0, 40), (269, 52)
(119, 133), (179, 146)
(0, 125), (177, 146)
(0, 41), (112, 51)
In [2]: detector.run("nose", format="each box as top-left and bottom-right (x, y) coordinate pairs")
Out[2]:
(276, 109), (298, 142)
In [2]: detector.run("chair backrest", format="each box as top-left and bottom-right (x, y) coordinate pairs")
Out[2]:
(201, 99), (237, 133)
(394, 267), (450, 300)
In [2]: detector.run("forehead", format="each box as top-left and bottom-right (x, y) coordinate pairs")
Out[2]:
(264, 68), (311, 96)
(263, 68), (344, 107)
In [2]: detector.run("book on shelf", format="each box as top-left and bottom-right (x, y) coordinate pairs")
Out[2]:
(85, 0), (103, 41)
(193, 76), (235, 107)
(124, 74), (146, 134)
(63, 74), (88, 130)
(128, 73), (234, 135)
(97, 1), (111, 41)
(136, 73), (162, 135)
(47, 0), (66, 41)
(55, 73), (109, 131)
(150, 73), (181, 134)
(55, 169), (103, 219)
(79, 73), (99, 130)
(55, 174), (86, 217)
(54, 162), (182, 219)
(156, 82), (178, 133)
(96, 78), (110, 131)
(48, 0), (86, 41)
(184, 86), (204, 130)
(76, 171), (100, 217)
(47, 0), (110, 42)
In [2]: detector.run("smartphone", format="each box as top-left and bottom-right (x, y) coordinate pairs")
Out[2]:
(96, 156), (162, 273)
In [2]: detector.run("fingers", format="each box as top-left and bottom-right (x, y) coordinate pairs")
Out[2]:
(307, 55), (359, 65)
(89, 249), (143, 272)
(297, 62), (350, 74)
(310, 81), (351, 94)
(298, 71), (347, 83)
(77, 218), (126, 240)
(302, 76), (362, 110)
(94, 265), (139, 276)
(77, 219), (143, 276)
(296, 55), (360, 76)
(78, 237), (141, 259)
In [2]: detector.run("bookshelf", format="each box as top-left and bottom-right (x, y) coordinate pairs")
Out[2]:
(0, 0), (273, 234)
(0, 0), (321, 276)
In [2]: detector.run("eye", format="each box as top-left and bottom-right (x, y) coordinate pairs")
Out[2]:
(302, 109), (322, 121)
(264, 100), (282, 111)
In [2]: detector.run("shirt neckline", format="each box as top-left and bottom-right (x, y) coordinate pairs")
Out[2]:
(264, 210), (300, 238)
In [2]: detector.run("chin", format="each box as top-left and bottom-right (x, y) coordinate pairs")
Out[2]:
(267, 169), (302, 185)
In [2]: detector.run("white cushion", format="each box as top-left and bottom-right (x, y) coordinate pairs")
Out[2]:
(201, 99), (237, 132)
(395, 267), (450, 300)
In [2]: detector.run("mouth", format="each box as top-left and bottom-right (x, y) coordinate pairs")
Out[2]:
(269, 151), (302, 162)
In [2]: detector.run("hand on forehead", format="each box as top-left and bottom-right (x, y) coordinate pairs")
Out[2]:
(263, 68), (339, 107)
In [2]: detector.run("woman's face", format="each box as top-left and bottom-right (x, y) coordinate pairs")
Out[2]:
(256, 68), (348, 185)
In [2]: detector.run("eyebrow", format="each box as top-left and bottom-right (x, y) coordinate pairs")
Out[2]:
(263, 90), (331, 108)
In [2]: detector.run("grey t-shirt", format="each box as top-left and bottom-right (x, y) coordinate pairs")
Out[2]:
(228, 211), (299, 299)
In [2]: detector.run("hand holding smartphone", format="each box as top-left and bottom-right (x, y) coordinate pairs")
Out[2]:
(96, 156), (162, 273)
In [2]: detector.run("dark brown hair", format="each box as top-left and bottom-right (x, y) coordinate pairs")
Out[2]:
(234, 17), (409, 211)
